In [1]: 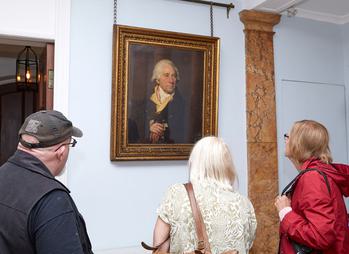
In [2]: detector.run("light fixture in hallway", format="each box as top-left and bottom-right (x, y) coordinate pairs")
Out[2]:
(16, 46), (39, 90)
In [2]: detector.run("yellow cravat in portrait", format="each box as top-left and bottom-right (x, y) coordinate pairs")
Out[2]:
(150, 86), (174, 113)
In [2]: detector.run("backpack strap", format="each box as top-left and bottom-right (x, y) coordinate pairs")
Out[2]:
(281, 168), (331, 196)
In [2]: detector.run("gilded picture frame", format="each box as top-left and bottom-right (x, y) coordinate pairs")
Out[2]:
(110, 25), (220, 161)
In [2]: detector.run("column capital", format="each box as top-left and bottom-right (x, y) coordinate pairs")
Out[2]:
(239, 10), (281, 32)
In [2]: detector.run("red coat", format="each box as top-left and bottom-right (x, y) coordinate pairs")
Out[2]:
(279, 158), (349, 254)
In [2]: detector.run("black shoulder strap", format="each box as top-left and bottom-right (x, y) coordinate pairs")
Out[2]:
(281, 168), (331, 196)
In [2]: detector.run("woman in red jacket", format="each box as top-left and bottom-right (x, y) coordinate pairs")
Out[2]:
(275, 120), (349, 254)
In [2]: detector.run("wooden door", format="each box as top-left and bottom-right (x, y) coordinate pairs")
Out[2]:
(0, 43), (54, 165)
(38, 43), (54, 110)
(0, 84), (36, 164)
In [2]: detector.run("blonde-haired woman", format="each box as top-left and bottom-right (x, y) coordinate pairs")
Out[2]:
(153, 136), (257, 254)
(275, 120), (349, 254)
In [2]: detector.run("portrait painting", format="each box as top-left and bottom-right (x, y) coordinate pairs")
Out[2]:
(111, 25), (219, 160)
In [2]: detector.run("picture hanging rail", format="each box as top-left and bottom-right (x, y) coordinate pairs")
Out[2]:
(178, 0), (234, 18)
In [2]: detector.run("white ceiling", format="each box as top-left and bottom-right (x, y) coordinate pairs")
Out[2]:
(249, 0), (349, 24)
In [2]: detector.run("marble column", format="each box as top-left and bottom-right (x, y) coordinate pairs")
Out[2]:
(239, 10), (281, 254)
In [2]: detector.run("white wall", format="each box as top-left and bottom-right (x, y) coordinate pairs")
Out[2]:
(0, 0), (55, 39)
(274, 16), (348, 190)
(343, 23), (349, 149)
(68, 0), (247, 252)
(344, 24), (349, 79)
(274, 17), (344, 85)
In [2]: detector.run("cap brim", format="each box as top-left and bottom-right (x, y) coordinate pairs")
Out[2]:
(72, 126), (83, 137)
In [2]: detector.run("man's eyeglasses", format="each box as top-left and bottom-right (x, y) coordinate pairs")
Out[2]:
(54, 138), (77, 151)
(283, 134), (289, 140)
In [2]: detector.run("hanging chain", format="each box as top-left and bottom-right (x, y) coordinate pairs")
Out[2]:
(210, 2), (214, 37)
(114, 0), (118, 25)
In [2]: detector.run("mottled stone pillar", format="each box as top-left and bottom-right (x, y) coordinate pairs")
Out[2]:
(239, 10), (281, 254)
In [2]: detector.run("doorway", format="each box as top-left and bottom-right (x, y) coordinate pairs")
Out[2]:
(0, 38), (54, 165)
(277, 79), (349, 209)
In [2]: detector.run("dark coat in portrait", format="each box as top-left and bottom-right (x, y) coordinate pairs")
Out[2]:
(127, 118), (140, 143)
(145, 88), (189, 144)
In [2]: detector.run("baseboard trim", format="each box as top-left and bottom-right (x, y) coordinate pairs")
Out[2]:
(95, 246), (146, 254)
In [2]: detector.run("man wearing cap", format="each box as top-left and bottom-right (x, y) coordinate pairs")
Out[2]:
(0, 110), (93, 254)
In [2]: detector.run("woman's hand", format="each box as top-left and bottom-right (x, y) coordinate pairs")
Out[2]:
(274, 195), (291, 212)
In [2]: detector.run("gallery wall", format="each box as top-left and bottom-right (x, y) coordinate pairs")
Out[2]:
(68, 0), (248, 252)
(2, 0), (349, 253)
(343, 22), (349, 141)
(274, 17), (348, 189)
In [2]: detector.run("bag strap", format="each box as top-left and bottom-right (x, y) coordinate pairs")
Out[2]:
(141, 183), (211, 253)
(184, 183), (211, 254)
(281, 168), (331, 196)
(141, 235), (169, 252)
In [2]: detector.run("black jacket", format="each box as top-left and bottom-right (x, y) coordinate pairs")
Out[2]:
(145, 88), (189, 143)
(0, 150), (93, 254)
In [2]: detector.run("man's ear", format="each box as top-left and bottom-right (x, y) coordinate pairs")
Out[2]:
(55, 145), (66, 161)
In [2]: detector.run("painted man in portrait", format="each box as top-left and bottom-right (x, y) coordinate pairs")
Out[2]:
(145, 59), (189, 144)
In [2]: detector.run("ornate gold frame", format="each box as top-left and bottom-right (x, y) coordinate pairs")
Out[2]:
(110, 25), (220, 161)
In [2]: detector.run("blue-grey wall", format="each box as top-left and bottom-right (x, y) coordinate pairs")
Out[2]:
(274, 17), (344, 84)
(343, 22), (349, 144)
(274, 16), (348, 190)
(69, 1), (349, 251)
(69, 0), (248, 251)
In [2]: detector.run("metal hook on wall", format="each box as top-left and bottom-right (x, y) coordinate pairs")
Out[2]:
(179, 0), (234, 18)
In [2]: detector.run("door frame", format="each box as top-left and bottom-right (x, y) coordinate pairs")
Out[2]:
(0, 0), (71, 184)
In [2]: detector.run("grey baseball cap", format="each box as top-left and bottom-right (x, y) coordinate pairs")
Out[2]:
(18, 110), (83, 148)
